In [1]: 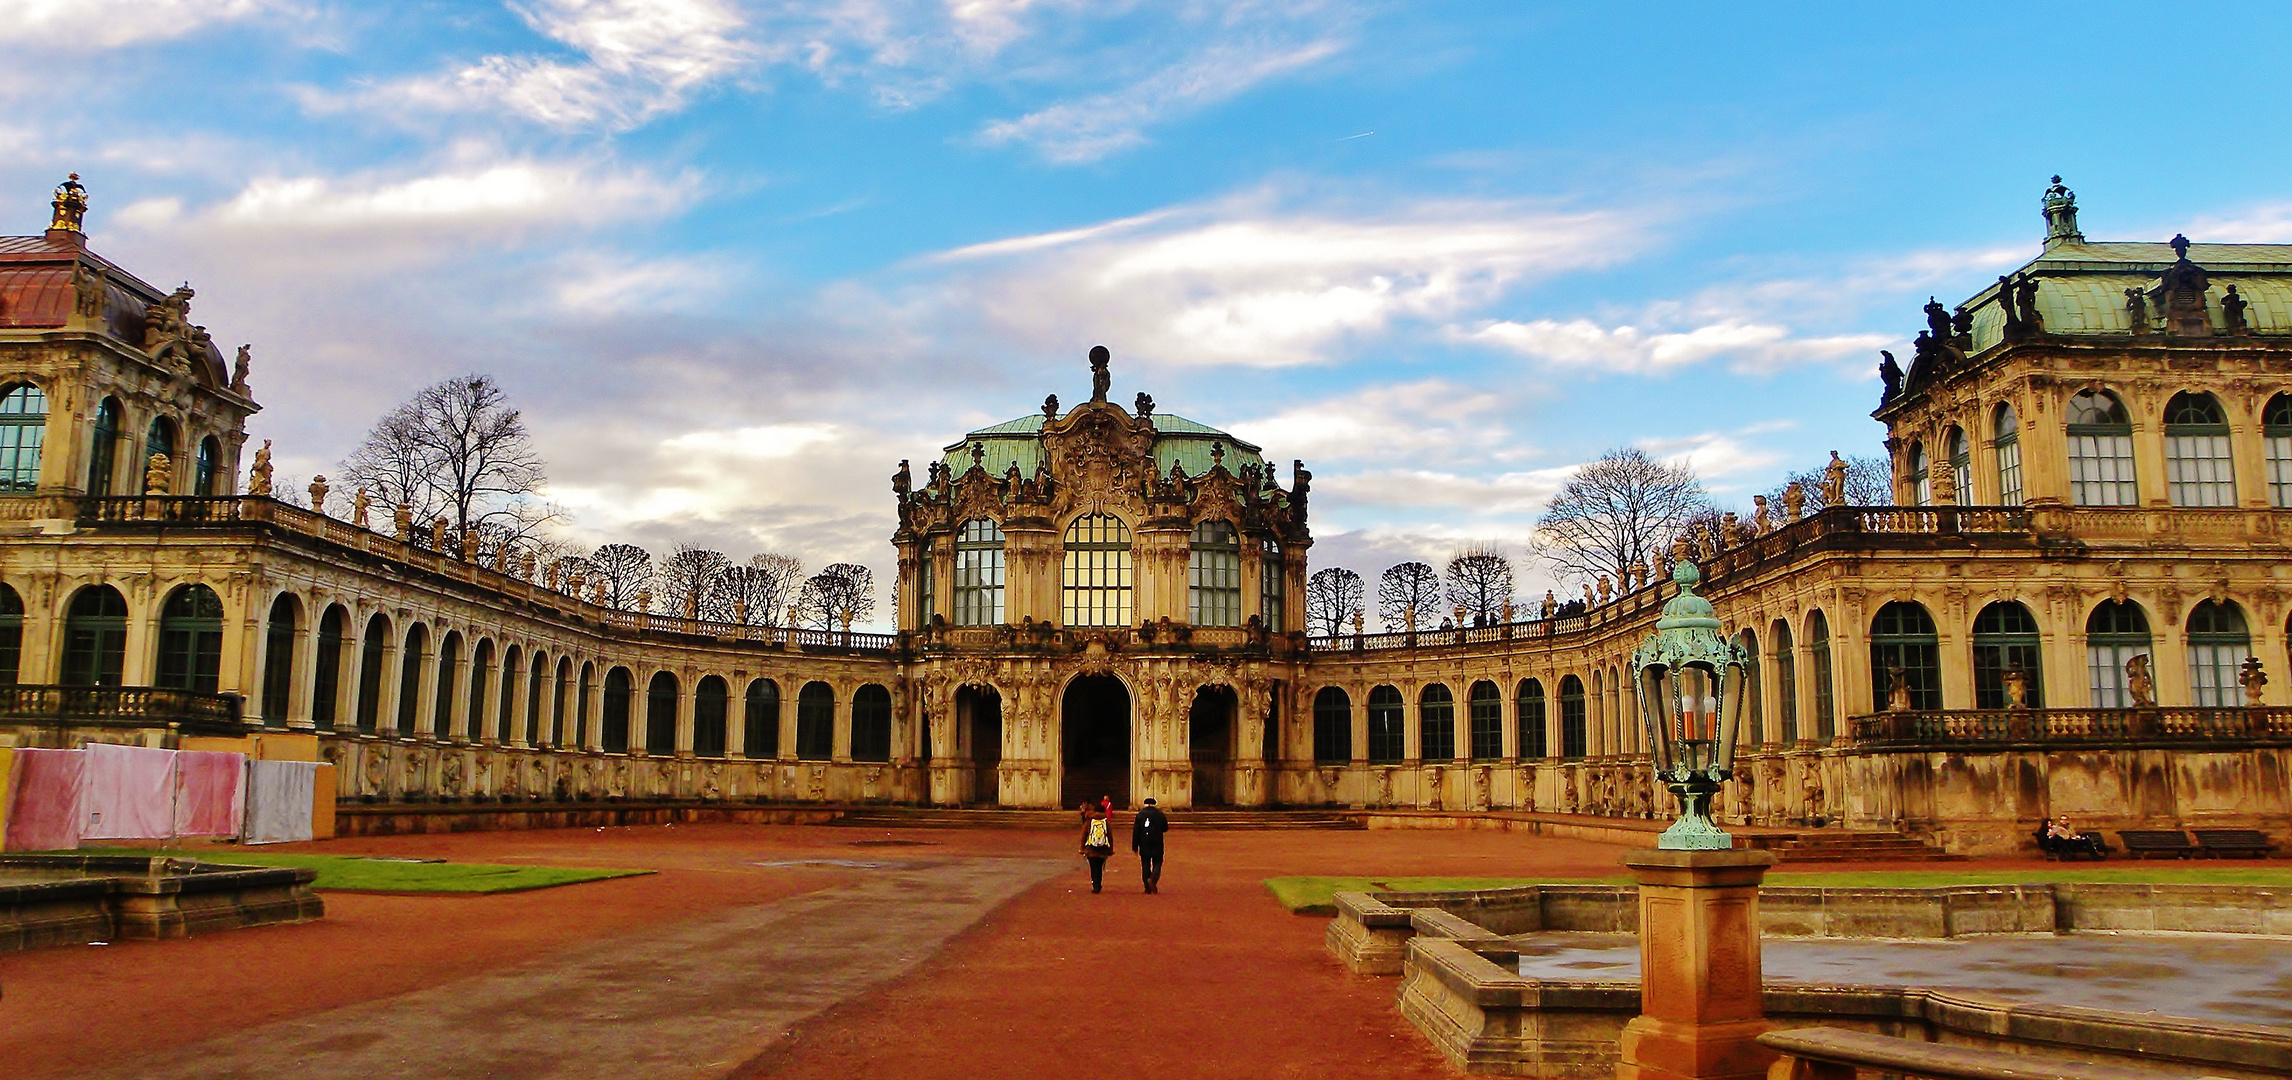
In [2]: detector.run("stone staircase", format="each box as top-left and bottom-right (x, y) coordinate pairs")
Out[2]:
(1766, 829), (1963, 863)
(828, 807), (1366, 831)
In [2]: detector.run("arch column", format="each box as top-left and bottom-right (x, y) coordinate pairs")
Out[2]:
(1936, 612), (1975, 710)
(286, 613), (316, 730)
(675, 677), (697, 756)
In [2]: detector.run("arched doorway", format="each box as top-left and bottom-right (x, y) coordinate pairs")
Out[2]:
(1190, 685), (1236, 807)
(1061, 674), (1129, 809)
(956, 685), (1003, 806)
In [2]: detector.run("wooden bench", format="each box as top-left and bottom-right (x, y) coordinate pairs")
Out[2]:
(2117, 830), (2199, 859)
(2033, 825), (2110, 860)
(1762, 1026), (2213, 1080)
(2191, 828), (2277, 858)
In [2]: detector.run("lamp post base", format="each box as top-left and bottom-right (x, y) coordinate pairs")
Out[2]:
(1615, 848), (1776, 1080)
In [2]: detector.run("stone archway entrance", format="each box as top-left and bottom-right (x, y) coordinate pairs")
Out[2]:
(1189, 685), (1236, 807)
(1061, 674), (1130, 809)
(956, 685), (1002, 806)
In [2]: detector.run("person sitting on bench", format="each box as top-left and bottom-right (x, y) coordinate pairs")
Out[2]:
(2045, 815), (2105, 857)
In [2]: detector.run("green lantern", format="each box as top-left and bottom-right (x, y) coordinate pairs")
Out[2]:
(1629, 560), (1749, 850)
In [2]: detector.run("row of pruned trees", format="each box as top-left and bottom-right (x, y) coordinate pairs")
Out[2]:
(1304, 548), (1517, 636)
(575, 543), (877, 629)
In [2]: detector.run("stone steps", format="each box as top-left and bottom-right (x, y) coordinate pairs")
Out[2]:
(1770, 831), (1963, 863)
(828, 807), (1366, 831)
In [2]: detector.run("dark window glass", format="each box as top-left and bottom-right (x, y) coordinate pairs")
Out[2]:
(1312, 687), (1351, 764)
(396, 624), (427, 735)
(1418, 684), (1455, 763)
(87, 398), (120, 496)
(1559, 675), (1588, 758)
(195, 437), (219, 496)
(1366, 685), (1405, 764)
(744, 679), (780, 759)
(526, 655), (546, 745)
(851, 684), (893, 762)
(313, 606), (346, 727)
(694, 676), (728, 758)
(645, 671), (678, 754)
(0, 383), (47, 493)
(1771, 622), (1797, 742)
(468, 642), (494, 740)
(433, 634), (461, 738)
(1870, 601), (1942, 711)
(1971, 602), (2044, 708)
(355, 614), (390, 731)
(601, 667), (632, 753)
(155, 585), (226, 693)
(499, 649), (521, 743)
(261, 595), (296, 724)
(63, 586), (129, 686)
(796, 681), (836, 760)
(1467, 681), (1502, 760)
(1515, 679), (1547, 759)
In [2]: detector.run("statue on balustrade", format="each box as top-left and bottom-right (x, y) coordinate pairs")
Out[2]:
(2240, 657), (2268, 706)
(1782, 481), (1806, 521)
(2126, 654), (2156, 707)
(1885, 664), (1912, 712)
(1822, 451), (1848, 508)
(248, 439), (273, 495)
(308, 474), (329, 513)
(352, 488), (371, 529)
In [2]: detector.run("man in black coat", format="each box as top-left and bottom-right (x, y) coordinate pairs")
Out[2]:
(1131, 796), (1170, 893)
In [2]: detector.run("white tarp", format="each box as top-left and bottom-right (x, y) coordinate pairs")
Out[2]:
(243, 759), (318, 845)
(81, 742), (178, 840)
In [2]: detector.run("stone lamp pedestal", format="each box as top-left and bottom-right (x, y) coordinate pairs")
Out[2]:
(1615, 848), (1777, 1080)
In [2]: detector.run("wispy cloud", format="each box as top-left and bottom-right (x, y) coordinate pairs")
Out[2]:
(1465, 317), (1888, 375)
(2186, 202), (2292, 244)
(1228, 378), (1524, 466)
(0, 0), (281, 51)
(979, 36), (1346, 163)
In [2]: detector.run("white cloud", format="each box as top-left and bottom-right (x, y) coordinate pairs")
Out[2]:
(1635, 430), (1783, 482)
(979, 36), (1346, 163)
(0, 0), (278, 51)
(1227, 379), (1521, 465)
(1323, 467), (1571, 516)
(1466, 317), (1888, 375)
(2186, 202), (2292, 244)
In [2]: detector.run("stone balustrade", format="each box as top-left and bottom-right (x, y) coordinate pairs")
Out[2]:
(1759, 1027), (2202, 1080)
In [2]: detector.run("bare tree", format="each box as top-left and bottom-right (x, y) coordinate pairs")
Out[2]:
(1535, 447), (1714, 587)
(339, 374), (557, 543)
(656, 544), (731, 619)
(338, 401), (443, 522)
(796, 563), (877, 630)
(588, 543), (653, 611)
(1376, 561), (1442, 633)
(1306, 567), (1364, 637)
(1444, 547), (1515, 625)
(1765, 454), (1892, 514)
(740, 552), (804, 625)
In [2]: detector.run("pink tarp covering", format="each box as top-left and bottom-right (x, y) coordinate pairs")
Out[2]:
(82, 743), (178, 840)
(173, 751), (247, 838)
(5, 748), (86, 852)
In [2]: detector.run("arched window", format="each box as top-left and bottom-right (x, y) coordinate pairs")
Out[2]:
(355, 613), (391, 731)
(1735, 629), (1763, 744)
(1807, 611), (1835, 739)
(601, 666), (632, 753)
(1312, 687), (1351, 764)
(1559, 675), (1587, 759)
(0, 583), (21, 685)
(1467, 680), (1502, 760)
(2164, 392), (2236, 506)
(645, 671), (678, 754)
(87, 397), (121, 496)
(2187, 601), (2250, 707)
(1907, 441), (1931, 506)
(526, 652), (547, 745)
(1993, 403), (2023, 505)
(1188, 520), (1242, 627)
(1871, 601), (1941, 711)
(1366, 685), (1405, 765)
(796, 681), (835, 760)
(1946, 427), (1971, 502)
(744, 679), (780, 759)
(261, 594), (298, 725)
(2085, 601), (2151, 708)
(1971, 601), (2043, 708)
(433, 632), (462, 738)
(468, 640), (495, 740)
(2267, 394), (2292, 508)
(396, 623), (428, 735)
(194, 436), (220, 496)
(145, 417), (176, 491)
(156, 584), (226, 693)
(63, 585), (129, 686)
(1418, 684), (1455, 763)
(0, 383), (47, 492)
(498, 646), (522, 743)
(577, 662), (596, 748)
(694, 676), (729, 758)
(2067, 390), (2137, 505)
(552, 657), (572, 746)
(1061, 513), (1132, 627)
(313, 605), (348, 728)
(1260, 539), (1284, 629)
(1516, 679), (1548, 759)
(852, 684), (893, 762)
(1770, 620), (1798, 743)
(953, 519), (1004, 626)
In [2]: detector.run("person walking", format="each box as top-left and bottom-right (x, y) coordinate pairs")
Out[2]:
(1079, 803), (1115, 893)
(1131, 796), (1169, 894)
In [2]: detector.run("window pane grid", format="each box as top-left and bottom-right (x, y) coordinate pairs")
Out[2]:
(1995, 434), (2023, 505)
(1260, 540), (1283, 629)
(1468, 687), (1502, 760)
(2166, 432), (2236, 506)
(2069, 430), (2137, 505)
(1062, 514), (1132, 627)
(1516, 683), (1548, 759)
(2268, 433), (2292, 508)
(954, 521), (1005, 626)
(2086, 641), (2148, 708)
(1367, 687), (1405, 764)
(2189, 644), (2244, 707)
(1312, 688), (1351, 763)
(1189, 522), (1241, 627)
(1419, 688), (1455, 763)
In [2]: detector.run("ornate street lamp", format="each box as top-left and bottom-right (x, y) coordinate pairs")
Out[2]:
(1629, 560), (1749, 850)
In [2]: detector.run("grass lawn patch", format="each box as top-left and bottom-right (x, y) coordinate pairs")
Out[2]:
(1266, 875), (1620, 916)
(90, 849), (651, 894)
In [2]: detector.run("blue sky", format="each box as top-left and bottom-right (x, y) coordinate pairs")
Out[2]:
(6, 1), (2292, 621)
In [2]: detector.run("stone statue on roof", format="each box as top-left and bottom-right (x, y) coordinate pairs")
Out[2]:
(2223, 284), (2251, 335)
(248, 439), (273, 496)
(1923, 297), (1951, 341)
(2125, 287), (2150, 334)
(232, 345), (251, 394)
(1088, 344), (1111, 403)
(1134, 392), (1154, 417)
(71, 262), (106, 318)
(51, 173), (87, 233)
(1822, 451), (1848, 507)
(1042, 394), (1058, 419)
(2013, 275), (2043, 332)
(1877, 350), (1903, 404)
(2154, 235), (2211, 337)
(1951, 305), (1973, 348)
(892, 459), (910, 498)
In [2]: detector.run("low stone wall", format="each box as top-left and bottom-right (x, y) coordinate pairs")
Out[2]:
(0, 854), (324, 951)
(335, 801), (843, 836)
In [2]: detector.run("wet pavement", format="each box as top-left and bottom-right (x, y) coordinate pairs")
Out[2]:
(1513, 932), (2292, 1027)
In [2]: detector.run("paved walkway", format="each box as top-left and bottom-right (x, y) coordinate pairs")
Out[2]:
(84, 855), (1065, 1080)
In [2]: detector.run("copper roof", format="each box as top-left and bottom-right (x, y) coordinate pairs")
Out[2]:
(0, 232), (229, 385)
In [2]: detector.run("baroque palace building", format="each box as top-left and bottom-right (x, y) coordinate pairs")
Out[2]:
(1, 177), (2287, 853)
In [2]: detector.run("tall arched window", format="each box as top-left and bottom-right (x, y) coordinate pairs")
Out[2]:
(953, 519), (1004, 626)
(1312, 687), (1351, 764)
(1558, 676), (1587, 758)
(577, 662), (596, 748)
(1260, 539), (1284, 629)
(745, 679), (780, 759)
(1188, 520), (1242, 627)
(913, 535), (934, 630)
(2267, 394), (2292, 508)
(0, 583), (21, 685)
(1732, 629), (1763, 744)
(1871, 601), (1941, 711)
(433, 632), (461, 738)
(355, 613), (391, 731)
(1993, 403), (2023, 504)
(526, 652), (547, 745)
(645, 671), (678, 754)
(1467, 681), (1502, 760)
(2085, 601), (2151, 708)
(157, 584), (226, 693)
(1418, 684), (1455, 763)
(2187, 601), (2250, 707)
(0, 383), (47, 492)
(694, 676), (729, 758)
(87, 397), (121, 496)
(63, 585), (129, 686)
(498, 646), (522, 742)
(2164, 391), (2236, 506)
(1807, 611), (1835, 739)
(851, 684), (893, 762)
(1516, 679), (1548, 759)
(261, 594), (298, 725)
(1366, 685), (1404, 764)
(552, 657), (572, 746)
(468, 640), (495, 740)
(145, 417), (176, 491)
(1770, 620), (1798, 743)
(194, 436), (220, 496)
(396, 623), (428, 735)
(2067, 390), (2137, 505)
(1907, 441), (1931, 506)
(796, 681), (835, 760)
(313, 605), (348, 728)
(601, 666), (632, 753)
(1946, 427), (1971, 502)
(1971, 601), (2043, 708)
(1061, 513), (1132, 627)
